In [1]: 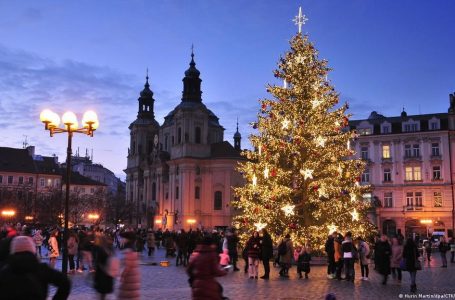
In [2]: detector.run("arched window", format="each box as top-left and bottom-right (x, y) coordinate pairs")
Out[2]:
(176, 186), (179, 199)
(195, 186), (200, 199)
(382, 220), (397, 237)
(195, 127), (201, 144)
(152, 182), (156, 201)
(214, 191), (222, 210)
(178, 127), (182, 144)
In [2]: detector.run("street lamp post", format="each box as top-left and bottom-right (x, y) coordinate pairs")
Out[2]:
(40, 109), (99, 274)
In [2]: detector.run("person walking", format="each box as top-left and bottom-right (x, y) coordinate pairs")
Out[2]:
(48, 229), (60, 269)
(403, 237), (420, 293)
(325, 232), (336, 279)
(0, 236), (71, 300)
(439, 236), (449, 267)
(424, 240), (432, 262)
(334, 233), (343, 280)
(260, 229), (273, 279)
(390, 237), (403, 282)
(67, 231), (78, 274)
(33, 229), (44, 258)
(356, 236), (370, 280)
(118, 232), (140, 300)
(246, 231), (261, 279)
(375, 234), (392, 285)
(187, 236), (227, 300)
(94, 236), (116, 300)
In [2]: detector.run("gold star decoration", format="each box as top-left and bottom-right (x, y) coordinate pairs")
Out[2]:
(300, 168), (314, 180)
(327, 224), (338, 235)
(350, 209), (359, 221)
(282, 118), (290, 129)
(281, 204), (295, 216)
(315, 136), (326, 147)
(254, 222), (267, 231)
(311, 99), (322, 109)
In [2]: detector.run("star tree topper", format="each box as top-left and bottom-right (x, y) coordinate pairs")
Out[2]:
(292, 6), (308, 34)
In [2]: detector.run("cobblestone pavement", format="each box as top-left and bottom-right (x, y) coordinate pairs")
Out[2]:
(46, 248), (455, 300)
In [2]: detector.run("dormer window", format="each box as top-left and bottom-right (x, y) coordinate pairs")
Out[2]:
(403, 120), (419, 132)
(382, 126), (390, 134)
(429, 117), (440, 130)
(358, 128), (372, 135)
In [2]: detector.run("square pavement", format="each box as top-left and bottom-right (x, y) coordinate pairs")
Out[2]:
(47, 248), (455, 300)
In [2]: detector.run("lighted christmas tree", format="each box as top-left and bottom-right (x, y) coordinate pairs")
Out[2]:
(233, 8), (376, 249)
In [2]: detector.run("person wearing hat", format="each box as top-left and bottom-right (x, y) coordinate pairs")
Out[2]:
(0, 236), (71, 300)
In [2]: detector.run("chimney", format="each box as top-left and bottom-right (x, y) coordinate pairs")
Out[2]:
(26, 146), (35, 157)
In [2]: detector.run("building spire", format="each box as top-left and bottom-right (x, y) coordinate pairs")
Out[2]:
(182, 45), (202, 102)
(234, 117), (241, 151)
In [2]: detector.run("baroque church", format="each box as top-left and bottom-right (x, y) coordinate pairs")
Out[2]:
(124, 51), (244, 230)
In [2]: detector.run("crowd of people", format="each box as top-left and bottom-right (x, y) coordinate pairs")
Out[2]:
(1, 222), (455, 299)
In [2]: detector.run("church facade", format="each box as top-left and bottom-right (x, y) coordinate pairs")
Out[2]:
(124, 52), (244, 230)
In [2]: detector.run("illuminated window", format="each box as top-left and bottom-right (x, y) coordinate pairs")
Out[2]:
(382, 145), (390, 158)
(405, 166), (421, 181)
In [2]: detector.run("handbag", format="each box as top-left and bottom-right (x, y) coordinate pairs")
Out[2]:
(399, 258), (407, 270)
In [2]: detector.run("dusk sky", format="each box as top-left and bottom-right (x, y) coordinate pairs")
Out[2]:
(0, 1), (454, 179)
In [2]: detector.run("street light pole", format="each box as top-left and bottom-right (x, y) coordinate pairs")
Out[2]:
(62, 128), (72, 274)
(40, 109), (99, 274)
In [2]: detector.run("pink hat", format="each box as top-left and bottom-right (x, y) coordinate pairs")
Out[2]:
(10, 236), (36, 254)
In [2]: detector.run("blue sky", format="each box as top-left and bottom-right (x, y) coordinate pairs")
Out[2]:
(0, 1), (454, 179)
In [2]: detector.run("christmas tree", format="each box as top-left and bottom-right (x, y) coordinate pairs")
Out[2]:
(233, 8), (376, 249)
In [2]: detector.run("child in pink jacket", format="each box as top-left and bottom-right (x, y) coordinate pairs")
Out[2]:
(219, 249), (230, 268)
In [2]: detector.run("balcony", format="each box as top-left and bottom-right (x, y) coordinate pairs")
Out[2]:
(403, 155), (422, 162)
(381, 157), (393, 164)
(404, 205), (424, 211)
(430, 154), (442, 161)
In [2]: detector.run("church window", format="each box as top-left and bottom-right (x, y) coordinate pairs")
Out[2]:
(195, 127), (201, 144)
(185, 132), (189, 142)
(214, 191), (222, 210)
(178, 128), (182, 144)
(165, 136), (168, 150)
(195, 186), (200, 199)
(152, 182), (156, 201)
(195, 166), (201, 175)
(132, 141), (136, 155)
(172, 136), (174, 145)
(176, 186), (179, 199)
(138, 144), (142, 154)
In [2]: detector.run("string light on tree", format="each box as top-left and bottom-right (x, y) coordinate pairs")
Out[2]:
(281, 204), (295, 216)
(233, 6), (375, 248)
(252, 174), (257, 187)
(350, 194), (357, 202)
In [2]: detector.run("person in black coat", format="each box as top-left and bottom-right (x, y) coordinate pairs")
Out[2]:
(403, 237), (420, 293)
(0, 236), (71, 300)
(260, 229), (273, 279)
(324, 233), (336, 278)
(226, 228), (240, 271)
(375, 234), (392, 285)
(93, 236), (114, 300)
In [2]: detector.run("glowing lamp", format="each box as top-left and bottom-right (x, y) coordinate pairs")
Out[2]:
(420, 219), (432, 224)
(82, 110), (99, 130)
(62, 111), (79, 130)
(187, 219), (196, 225)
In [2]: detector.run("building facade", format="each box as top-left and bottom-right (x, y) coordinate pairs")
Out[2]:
(125, 52), (244, 230)
(349, 92), (455, 239)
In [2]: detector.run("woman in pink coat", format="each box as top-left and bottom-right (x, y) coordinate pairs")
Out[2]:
(118, 232), (140, 300)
